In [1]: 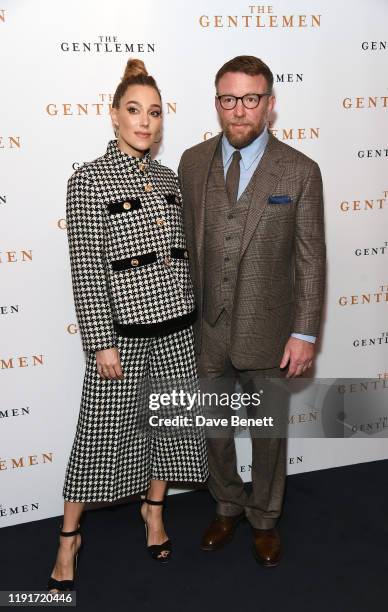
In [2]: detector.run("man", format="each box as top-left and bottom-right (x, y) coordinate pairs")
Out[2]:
(178, 56), (326, 566)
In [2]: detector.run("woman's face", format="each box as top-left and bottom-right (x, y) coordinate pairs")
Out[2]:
(111, 84), (162, 157)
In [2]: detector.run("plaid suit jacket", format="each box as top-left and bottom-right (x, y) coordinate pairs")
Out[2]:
(178, 131), (326, 369)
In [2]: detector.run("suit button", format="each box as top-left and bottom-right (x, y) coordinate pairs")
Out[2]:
(123, 201), (132, 210)
(223, 277), (229, 282)
(144, 183), (153, 192)
(224, 256), (230, 262)
(164, 256), (172, 266)
(183, 250), (189, 259)
(227, 213), (234, 219)
(156, 218), (166, 227)
(131, 258), (139, 267)
(225, 236), (231, 241)
(139, 162), (148, 172)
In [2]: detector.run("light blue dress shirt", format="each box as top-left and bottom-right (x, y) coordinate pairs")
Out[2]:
(221, 130), (316, 344)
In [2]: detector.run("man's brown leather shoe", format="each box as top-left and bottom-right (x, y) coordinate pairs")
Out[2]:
(201, 513), (245, 551)
(252, 528), (281, 566)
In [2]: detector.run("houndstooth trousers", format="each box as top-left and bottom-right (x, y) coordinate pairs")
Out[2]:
(62, 326), (209, 503)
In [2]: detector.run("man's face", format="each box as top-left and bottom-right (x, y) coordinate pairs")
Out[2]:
(215, 71), (275, 148)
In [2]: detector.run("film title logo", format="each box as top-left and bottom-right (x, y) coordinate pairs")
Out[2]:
(0, 453), (53, 471)
(0, 305), (19, 315)
(0, 137), (21, 149)
(358, 148), (388, 159)
(46, 94), (176, 117)
(339, 284), (388, 307)
(67, 324), (78, 334)
(199, 5), (321, 28)
(340, 191), (388, 212)
(60, 34), (155, 53)
(361, 41), (387, 51)
(204, 126), (319, 141)
(0, 406), (30, 419)
(0, 250), (32, 263)
(0, 502), (39, 518)
(1, 355), (44, 370)
(355, 242), (388, 256)
(353, 331), (388, 348)
(342, 96), (388, 109)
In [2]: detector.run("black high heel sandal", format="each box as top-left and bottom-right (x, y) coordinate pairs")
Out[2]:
(141, 498), (172, 563)
(47, 524), (82, 591)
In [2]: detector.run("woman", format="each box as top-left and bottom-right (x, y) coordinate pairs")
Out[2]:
(47, 59), (208, 592)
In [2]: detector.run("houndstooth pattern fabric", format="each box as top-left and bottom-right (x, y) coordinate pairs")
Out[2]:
(62, 326), (209, 502)
(66, 139), (196, 352)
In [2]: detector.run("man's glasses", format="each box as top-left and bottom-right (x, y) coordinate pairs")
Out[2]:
(216, 93), (271, 110)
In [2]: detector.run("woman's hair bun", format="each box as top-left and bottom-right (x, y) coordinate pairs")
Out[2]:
(122, 58), (148, 80)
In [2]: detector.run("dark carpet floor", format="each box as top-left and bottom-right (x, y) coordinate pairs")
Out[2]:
(1, 459), (387, 612)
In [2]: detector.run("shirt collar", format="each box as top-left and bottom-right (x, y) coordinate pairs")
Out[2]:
(106, 139), (151, 171)
(222, 127), (269, 170)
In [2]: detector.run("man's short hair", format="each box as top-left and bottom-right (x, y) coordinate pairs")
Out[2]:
(215, 55), (274, 92)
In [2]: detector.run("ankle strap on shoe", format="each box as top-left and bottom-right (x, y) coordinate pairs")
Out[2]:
(59, 523), (80, 537)
(144, 498), (164, 506)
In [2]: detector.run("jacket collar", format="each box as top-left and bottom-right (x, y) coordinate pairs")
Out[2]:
(106, 139), (152, 172)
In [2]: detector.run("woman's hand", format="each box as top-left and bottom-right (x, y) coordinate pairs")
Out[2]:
(95, 347), (123, 380)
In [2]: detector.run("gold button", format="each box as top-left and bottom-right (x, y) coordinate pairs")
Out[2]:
(156, 218), (166, 227)
(183, 250), (189, 259)
(164, 256), (172, 266)
(130, 258), (139, 267)
(123, 201), (132, 210)
(139, 162), (147, 172)
(144, 183), (153, 192)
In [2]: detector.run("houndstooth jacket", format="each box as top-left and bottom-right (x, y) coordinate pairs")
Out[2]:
(66, 139), (196, 352)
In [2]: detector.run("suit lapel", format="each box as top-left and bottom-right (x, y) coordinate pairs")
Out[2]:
(194, 133), (222, 273)
(239, 133), (285, 260)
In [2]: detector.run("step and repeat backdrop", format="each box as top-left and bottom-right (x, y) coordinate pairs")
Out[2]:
(1, 0), (388, 527)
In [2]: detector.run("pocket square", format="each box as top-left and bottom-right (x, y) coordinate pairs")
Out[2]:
(268, 195), (292, 204)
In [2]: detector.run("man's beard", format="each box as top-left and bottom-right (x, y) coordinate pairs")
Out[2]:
(223, 121), (263, 149)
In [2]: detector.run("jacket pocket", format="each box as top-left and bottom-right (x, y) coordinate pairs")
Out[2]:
(111, 251), (157, 271)
(107, 197), (142, 215)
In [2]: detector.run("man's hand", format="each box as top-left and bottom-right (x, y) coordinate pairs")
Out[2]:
(96, 347), (123, 380)
(279, 337), (314, 378)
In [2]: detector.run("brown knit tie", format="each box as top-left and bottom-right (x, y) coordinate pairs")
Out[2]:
(225, 150), (242, 205)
